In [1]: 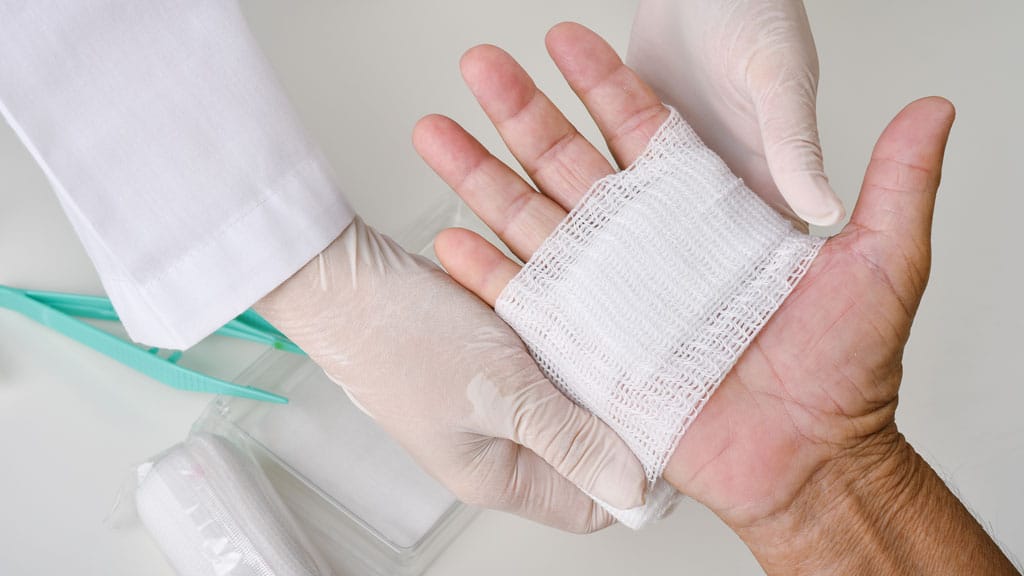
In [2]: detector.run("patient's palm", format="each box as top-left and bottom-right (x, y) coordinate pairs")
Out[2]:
(665, 222), (925, 527)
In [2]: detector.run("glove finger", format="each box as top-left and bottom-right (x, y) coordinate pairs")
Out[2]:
(754, 70), (845, 226)
(459, 437), (617, 534)
(476, 373), (647, 510)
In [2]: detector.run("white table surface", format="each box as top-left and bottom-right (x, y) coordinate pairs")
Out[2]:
(2, 1), (1021, 574)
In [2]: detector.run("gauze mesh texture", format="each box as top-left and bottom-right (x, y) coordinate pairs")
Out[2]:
(495, 107), (824, 529)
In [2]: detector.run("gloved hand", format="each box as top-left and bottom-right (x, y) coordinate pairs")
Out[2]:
(628, 0), (845, 226)
(254, 217), (646, 533)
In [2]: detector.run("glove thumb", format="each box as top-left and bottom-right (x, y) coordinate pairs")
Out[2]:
(754, 69), (846, 226)
(478, 370), (648, 511)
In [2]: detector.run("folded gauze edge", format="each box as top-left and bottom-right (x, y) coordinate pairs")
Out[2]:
(495, 106), (825, 529)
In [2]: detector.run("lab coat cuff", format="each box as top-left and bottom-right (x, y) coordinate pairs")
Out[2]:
(106, 157), (354, 350)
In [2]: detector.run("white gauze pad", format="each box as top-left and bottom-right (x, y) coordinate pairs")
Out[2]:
(495, 107), (824, 529)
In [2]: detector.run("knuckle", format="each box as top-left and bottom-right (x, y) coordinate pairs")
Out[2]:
(609, 102), (668, 151)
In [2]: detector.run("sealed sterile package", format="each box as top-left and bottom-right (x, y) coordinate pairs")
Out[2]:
(134, 428), (331, 576)
(195, 350), (477, 576)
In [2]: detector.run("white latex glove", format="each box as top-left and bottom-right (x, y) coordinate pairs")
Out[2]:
(628, 0), (845, 226)
(254, 218), (646, 532)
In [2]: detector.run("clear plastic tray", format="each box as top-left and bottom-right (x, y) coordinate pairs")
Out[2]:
(197, 349), (477, 575)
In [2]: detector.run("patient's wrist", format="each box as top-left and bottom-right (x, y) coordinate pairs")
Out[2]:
(733, 426), (1019, 575)
(733, 425), (913, 574)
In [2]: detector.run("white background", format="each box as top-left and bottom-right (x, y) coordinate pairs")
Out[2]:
(1, 1), (1021, 573)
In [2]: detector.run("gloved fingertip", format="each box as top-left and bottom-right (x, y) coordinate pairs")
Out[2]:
(789, 174), (846, 227)
(589, 450), (648, 510)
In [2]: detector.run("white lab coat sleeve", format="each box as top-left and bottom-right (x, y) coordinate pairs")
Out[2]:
(0, 0), (355, 349)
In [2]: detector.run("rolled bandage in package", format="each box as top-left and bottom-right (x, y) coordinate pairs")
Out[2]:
(135, 433), (329, 576)
(495, 107), (824, 529)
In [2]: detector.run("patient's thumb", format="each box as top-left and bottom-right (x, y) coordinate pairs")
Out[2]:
(846, 97), (955, 294)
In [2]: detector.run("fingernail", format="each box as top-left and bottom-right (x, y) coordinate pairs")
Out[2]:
(794, 175), (846, 227)
(590, 451), (647, 509)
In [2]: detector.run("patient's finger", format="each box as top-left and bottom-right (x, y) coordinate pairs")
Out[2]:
(413, 114), (565, 261)
(434, 228), (519, 307)
(546, 22), (669, 170)
(460, 44), (615, 211)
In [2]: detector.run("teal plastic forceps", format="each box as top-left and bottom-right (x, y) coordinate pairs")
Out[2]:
(0, 284), (304, 403)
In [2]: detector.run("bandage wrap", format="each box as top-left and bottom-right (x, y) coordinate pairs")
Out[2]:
(495, 108), (824, 528)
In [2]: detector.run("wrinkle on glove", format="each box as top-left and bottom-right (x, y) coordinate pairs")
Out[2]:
(136, 433), (329, 576)
(496, 108), (823, 529)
